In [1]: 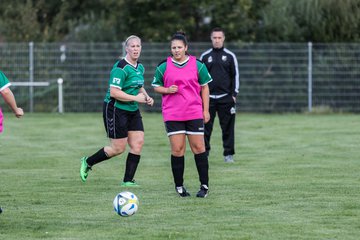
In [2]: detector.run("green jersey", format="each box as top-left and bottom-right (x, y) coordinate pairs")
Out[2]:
(104, 59), (145, 111)
(0, 71), (11, 92)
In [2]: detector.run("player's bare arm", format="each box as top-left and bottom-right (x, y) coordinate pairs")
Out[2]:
(139, 87), (154, 106)
(201, 84), (210, 123)
(0, 88), (24, 118)
(110, 86), (147, 103)
(154, 85), (178, 94)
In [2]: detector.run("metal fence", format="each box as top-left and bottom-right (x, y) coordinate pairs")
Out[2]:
(1, 42), (359, 113)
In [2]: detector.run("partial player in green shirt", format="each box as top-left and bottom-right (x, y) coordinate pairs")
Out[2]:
(0, 70), (24, 134)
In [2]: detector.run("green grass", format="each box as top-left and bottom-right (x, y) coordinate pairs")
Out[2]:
(0, 113), (359, 240)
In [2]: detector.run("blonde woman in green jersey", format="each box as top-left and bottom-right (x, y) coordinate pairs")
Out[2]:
(80, 35), (154, 186)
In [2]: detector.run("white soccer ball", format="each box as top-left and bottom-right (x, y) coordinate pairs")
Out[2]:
(113, 191), (139, 217)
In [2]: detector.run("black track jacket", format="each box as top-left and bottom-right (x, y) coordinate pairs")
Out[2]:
(200, 47), (239, 99)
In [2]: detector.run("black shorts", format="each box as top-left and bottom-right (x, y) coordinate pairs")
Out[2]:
(103, 101), (144, 139)
(164, 119), (204, 137)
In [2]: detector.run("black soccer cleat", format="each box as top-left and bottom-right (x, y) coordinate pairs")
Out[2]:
(175, 186), (191, 197)
(196, 184), (209, 198)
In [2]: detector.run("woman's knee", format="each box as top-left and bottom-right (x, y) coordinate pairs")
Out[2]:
(171, 145), (186, 156)
(113, 146), (126, 155)
(105, 145), (125, 157)
(129, 139), (144, 154)
(190, 144), (205, 154)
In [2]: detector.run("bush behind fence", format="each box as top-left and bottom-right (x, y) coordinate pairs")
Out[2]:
(0, 42), (359, 113)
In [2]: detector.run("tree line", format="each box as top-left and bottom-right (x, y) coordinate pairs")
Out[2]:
(1, 0), (360, 43)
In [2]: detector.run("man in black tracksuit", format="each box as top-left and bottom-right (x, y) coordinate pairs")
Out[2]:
(200, 27), (239, 163)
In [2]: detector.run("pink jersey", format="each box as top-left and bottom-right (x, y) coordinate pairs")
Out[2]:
(162, 56), (203, 121)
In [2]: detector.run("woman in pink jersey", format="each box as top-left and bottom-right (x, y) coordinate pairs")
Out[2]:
(152, 32), (212, 198)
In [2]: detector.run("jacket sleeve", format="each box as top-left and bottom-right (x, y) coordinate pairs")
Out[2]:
(230, 53), (240, 97)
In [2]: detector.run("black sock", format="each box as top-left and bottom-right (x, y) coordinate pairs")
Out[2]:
(194, 152), (209, 186)
(86, 148), (110, 167)
(171, 155), (185, 187)
(123, 153), (140, 182)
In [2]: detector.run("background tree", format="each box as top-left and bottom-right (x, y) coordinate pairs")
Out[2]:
(0, 0), (42, 41)
(1, 0), (360, 42)
(258, 0), (360, 42)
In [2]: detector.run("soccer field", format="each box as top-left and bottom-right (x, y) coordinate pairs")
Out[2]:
(0, 113), (359, 240)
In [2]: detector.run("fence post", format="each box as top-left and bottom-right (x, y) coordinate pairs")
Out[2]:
(57, 78), (64, 113)
(308, 42), (313, 112)
(29, 42), (34, 112)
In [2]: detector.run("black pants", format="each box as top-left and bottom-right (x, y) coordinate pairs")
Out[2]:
(204, 96), (236, 156)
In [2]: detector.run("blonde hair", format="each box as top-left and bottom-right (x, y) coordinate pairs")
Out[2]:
(124, 35), (141, 47)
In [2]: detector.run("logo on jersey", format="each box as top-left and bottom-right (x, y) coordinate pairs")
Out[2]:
(222, 55), (227, 62)
(207, 56), (213, 63)
(113, 77), (121, 84)
(130, 78), (144, 88)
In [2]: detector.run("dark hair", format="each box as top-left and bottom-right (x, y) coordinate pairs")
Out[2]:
(211, 27), (225, 36)
(171, 31), (188, 46)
